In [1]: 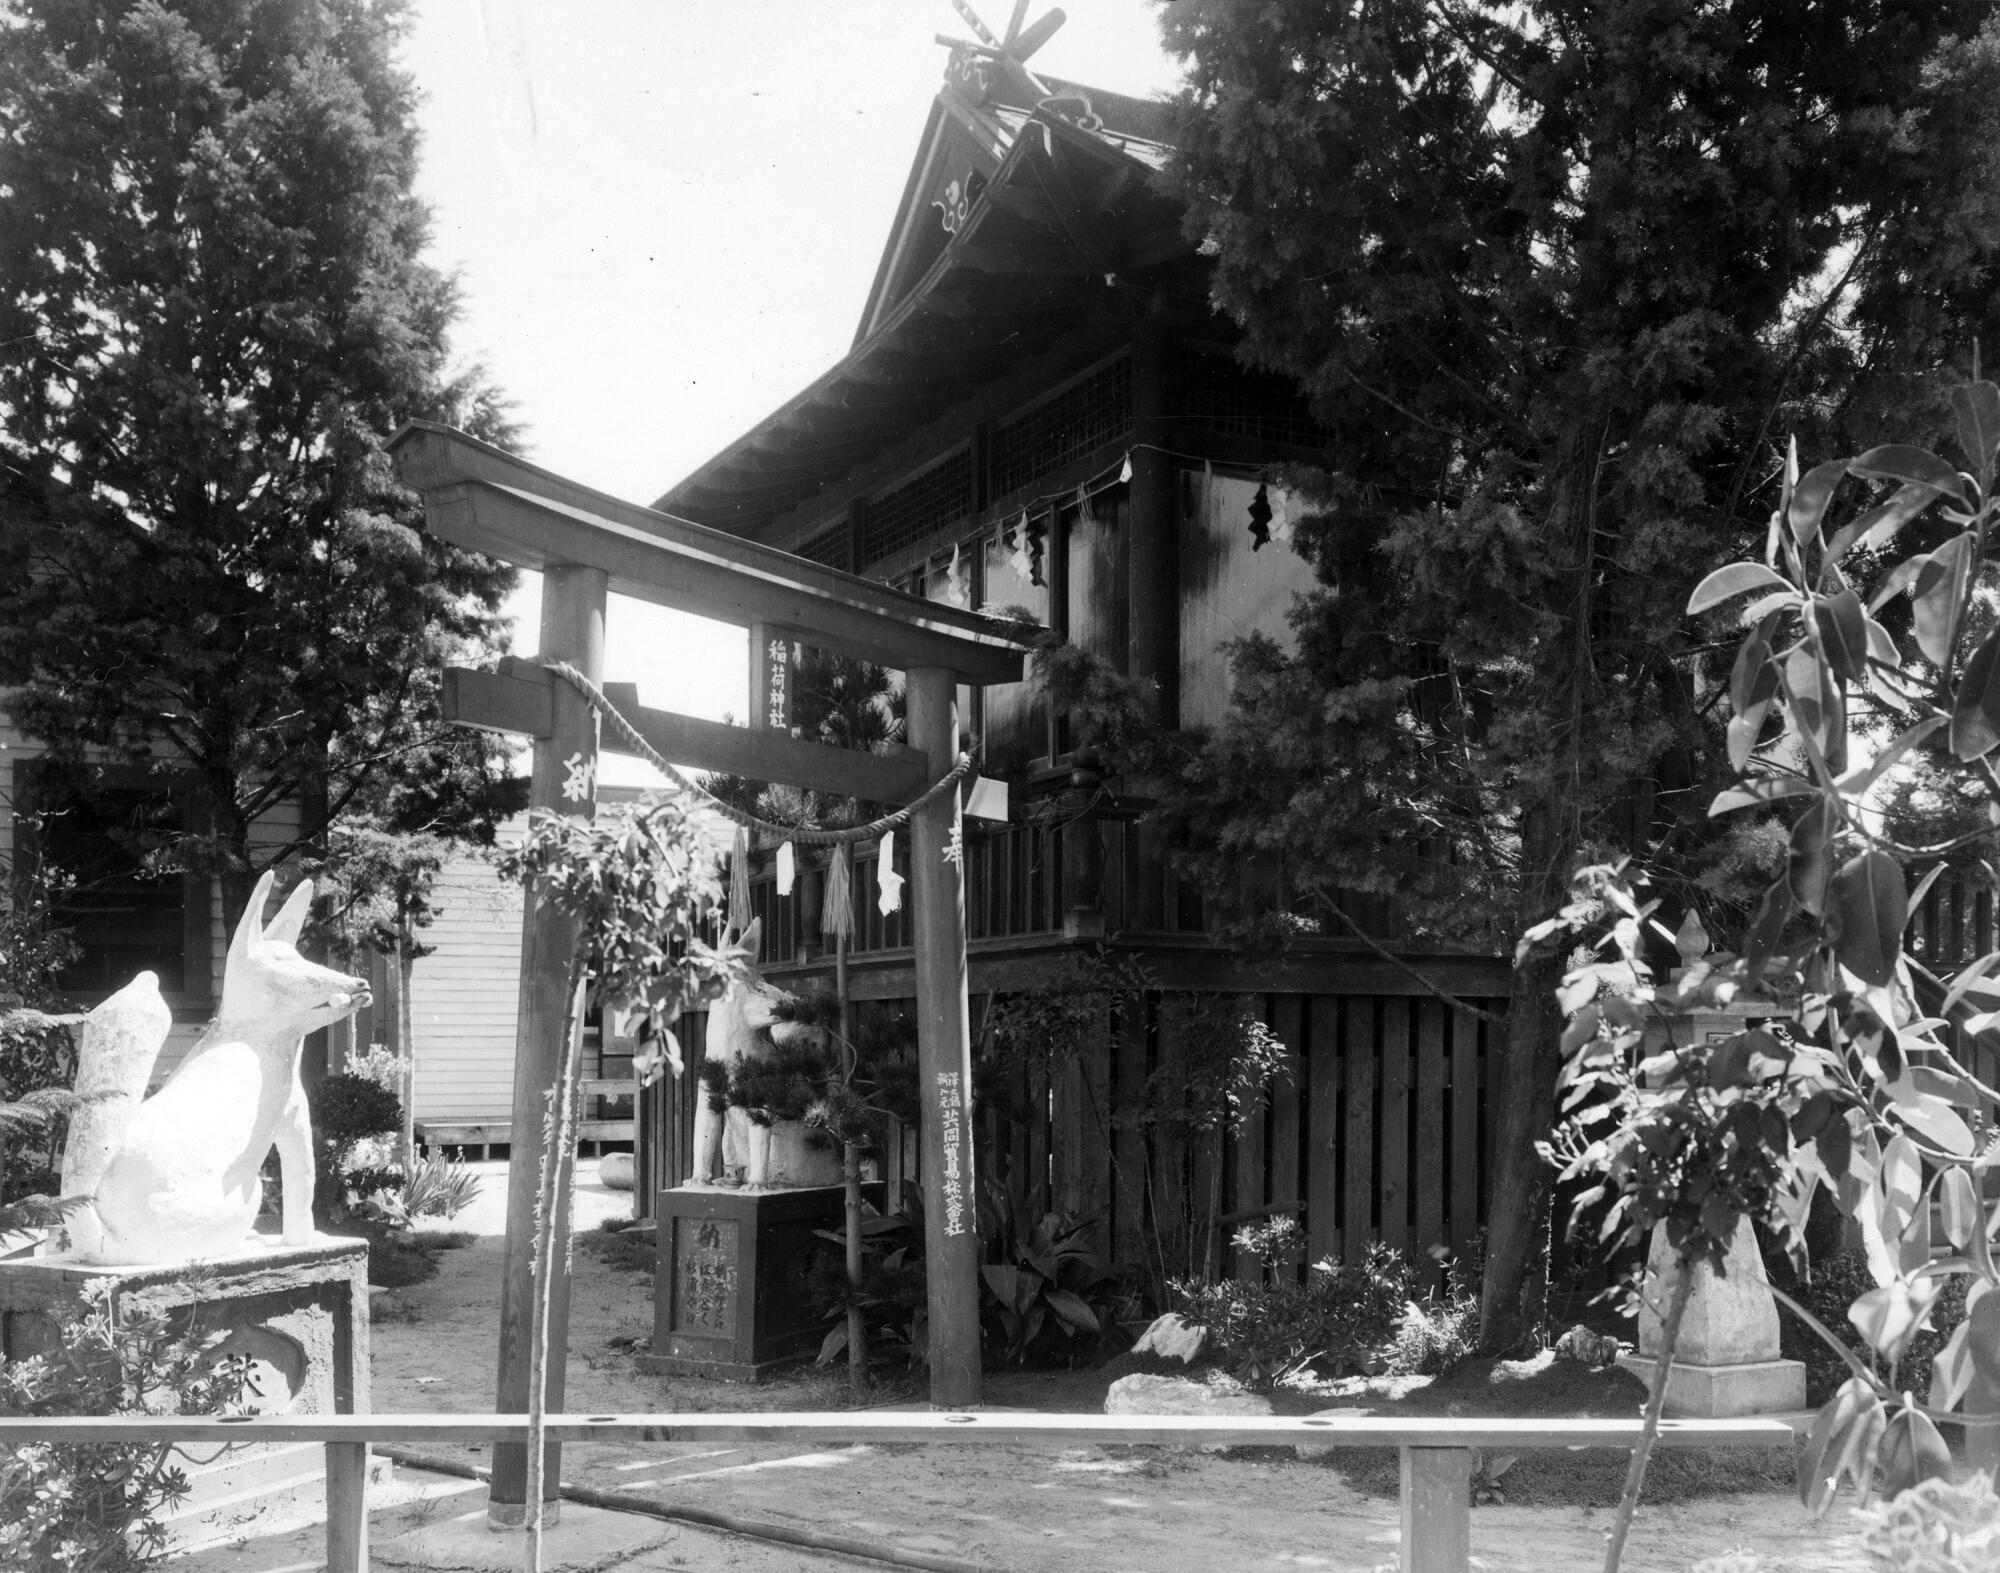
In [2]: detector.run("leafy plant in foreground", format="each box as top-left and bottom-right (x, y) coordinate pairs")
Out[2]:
(1, 1283), (248, 1571)
(1537, 378), (2000, 1568)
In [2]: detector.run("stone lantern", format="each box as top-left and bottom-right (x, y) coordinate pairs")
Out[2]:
(1612, 921), (1808, 1417)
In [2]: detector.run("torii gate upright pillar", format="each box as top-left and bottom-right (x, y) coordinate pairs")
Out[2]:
(908, 666), (981, 1408)
(488, 563), (606, 1528)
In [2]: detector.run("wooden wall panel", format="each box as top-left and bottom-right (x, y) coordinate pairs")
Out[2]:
(1232, 1002), (1271, 1283)
(1307, 995), (1342, 1266)
(1268, 995), (1304, 1274)
(1379, 998), (1410, 1255)
(1112, 999), (1149, 1269)
(1343, 997), (1376, 1253)
(1451, 1007), (1482, 1261)
(1416, 1001), (1448, 1268)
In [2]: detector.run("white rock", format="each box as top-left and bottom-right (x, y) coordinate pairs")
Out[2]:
(1294, 1405), (1371, 1459)
(1131, 1312), (1208, 1363)
(599, 1152), (636, 1191)
(1103, 1373), (1271, 1420)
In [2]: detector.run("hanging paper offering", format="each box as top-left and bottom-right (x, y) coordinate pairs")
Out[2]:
(877, 829), (904, 916)
(729, 825), (752, 931)
(822, 844), (854, 938)
(1119, 451), (1134, 484)
(776, 840), (796, 896)
(1006, 511), (1033, 585)
(1247, 482), (1273, 550)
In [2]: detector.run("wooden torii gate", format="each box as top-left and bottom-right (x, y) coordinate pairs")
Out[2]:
(388, 422), (1026, 1526)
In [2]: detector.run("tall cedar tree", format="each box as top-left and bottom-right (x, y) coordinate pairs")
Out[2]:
(1156, 0), (2000, 1350)
(0, 0), (516, 929)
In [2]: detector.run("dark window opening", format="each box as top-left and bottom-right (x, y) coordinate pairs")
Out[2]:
(20, 767), (204, 1003)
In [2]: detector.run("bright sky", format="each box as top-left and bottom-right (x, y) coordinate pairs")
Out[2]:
(400, 1), (1185, 784)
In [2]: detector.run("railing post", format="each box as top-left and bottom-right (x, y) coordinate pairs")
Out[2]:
(1061, 748), (1105, 940)
(326, 1440), (369, 1573)
(1399, 1445), (1471, 1573)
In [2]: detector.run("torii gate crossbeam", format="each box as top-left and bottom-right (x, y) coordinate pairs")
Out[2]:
(388, 422), (1027, 1527)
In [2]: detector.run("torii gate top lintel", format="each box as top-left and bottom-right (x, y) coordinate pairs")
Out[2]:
(388, 420), (1027, 686)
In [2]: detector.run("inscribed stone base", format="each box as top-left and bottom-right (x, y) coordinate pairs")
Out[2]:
(0, 1236), (371, 1552)
(1615, 1353), (1807, 1417)
(640, 1183), (881, 1381)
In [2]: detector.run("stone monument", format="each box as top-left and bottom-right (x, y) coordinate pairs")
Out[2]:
(0, 871), (379, 1549)
(1617, 1216), (1806, 1417)
(1613, 928), (1806, 1416)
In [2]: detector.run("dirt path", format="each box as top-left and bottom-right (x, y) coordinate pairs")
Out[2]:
(184, 1162), (1872, 1571)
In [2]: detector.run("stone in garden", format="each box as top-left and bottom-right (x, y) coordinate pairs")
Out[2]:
(1131, 1311), (1208, 1363)
(1104, 1373), (1272, 1418)
(1295, 1404), (1371, 1459)
(83, 872), (372, 1264)
(1615, 1217), (1806, 1416)
(598, 1151), (635, 1191)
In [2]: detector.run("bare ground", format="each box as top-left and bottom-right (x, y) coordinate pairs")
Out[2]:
(186, 1162), (1873, 1571)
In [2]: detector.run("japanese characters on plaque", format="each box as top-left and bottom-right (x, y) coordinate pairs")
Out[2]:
(936, 1070), (968, 1235)
(765, 637), (790, 730)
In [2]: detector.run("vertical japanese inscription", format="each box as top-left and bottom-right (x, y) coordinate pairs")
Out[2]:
(766, 638), (790, 730)
(936, 1070), (968, 1235)
(675, 1218), (739, 1334)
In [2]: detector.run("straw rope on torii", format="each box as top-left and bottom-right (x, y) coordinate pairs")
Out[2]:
(538, 658), (976, 932)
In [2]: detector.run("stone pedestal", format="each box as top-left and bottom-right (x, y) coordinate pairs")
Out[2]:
(0, 1236), (372, 1550)
(1616, 1218), (1806, 1416)
(640, 1183), (882, 1381)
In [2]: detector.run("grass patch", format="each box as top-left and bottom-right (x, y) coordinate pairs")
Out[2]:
(362, 1224), (476, 1289)
(578, 1220), (656, 1275)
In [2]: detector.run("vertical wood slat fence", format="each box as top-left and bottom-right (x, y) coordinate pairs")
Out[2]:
(639, 991), (1506, 1286)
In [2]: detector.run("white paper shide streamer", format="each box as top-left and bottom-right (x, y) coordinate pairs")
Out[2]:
(876, 828), (905, 916)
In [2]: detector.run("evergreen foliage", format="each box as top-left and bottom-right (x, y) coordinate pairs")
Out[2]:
(1152, 0), (2000, 1351)
(0, 0), (519, 925)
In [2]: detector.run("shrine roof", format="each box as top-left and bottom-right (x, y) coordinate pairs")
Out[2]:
(389, 421), (1030, 686)
(651, 71), (1197, 540)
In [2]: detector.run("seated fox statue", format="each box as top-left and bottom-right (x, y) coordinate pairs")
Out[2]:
(64, 871), (371, 1265)
(688, 918), (843, 1191)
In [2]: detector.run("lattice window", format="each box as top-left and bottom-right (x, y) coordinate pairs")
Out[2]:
(863, 449), (974, 564)
(990, 357), (1132, 497)
(792, 523), (850, 571)
(1172, 350), (1327, 448)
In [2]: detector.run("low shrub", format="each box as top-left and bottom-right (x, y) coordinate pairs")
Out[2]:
(1771, 1247), (1966, 1407)
(579, 1219), (656, 1276)
(0, 1281), (248, 1571)
(367, 1153), (480, 1229)
(1167, 1242), (1423, 1386)
(1389, 1291), (1480, 1377)
(306, 1073), (402, 1224)
(360, 1224), (475, 1290)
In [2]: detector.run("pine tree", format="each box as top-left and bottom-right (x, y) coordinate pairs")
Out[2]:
(1155, 0), (2000, 1350)
(0, 0), (518, 928)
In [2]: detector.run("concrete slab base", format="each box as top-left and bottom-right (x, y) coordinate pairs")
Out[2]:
(372, 1502), (673, 1571)
(1616, 1353), (1806, 1417)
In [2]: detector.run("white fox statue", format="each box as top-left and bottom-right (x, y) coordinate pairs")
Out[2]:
(688, 918), (843, 1191)
(71, 871), (371, 1265)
